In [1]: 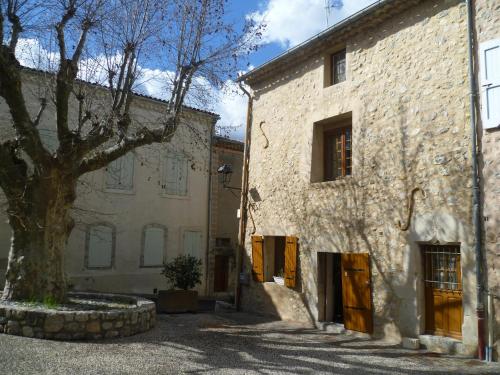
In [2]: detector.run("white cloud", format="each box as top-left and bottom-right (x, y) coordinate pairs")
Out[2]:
(249, 0), (376, 48)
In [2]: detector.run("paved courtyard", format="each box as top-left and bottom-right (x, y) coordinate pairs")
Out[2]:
(0, 312), (499, 374)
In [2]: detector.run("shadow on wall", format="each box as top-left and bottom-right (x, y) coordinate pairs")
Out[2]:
(240, 91), (473, 340)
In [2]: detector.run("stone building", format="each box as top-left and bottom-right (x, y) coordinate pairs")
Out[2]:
(237, 0), (499, 358)
(0, 70), (243, 298)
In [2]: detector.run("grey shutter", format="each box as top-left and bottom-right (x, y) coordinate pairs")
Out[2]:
(480, 39), (500, 129)
(183, 231), (202, 259)
(143, 226), (165, 266)
(163, 152), (188, 195)
(87, 225), (114, 268)
(106, 153), (134, 190)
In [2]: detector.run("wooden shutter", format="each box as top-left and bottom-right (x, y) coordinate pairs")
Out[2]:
(120, 152), (134, 190)
(341, 253), (373, 333)
(251, 235), (264, 282)
(479, 39), (500, 129)
(178, 157), (188, 195)
(164, 153), (179, 194)
(284, 236), (298, 288)
(184, 231), (202, 259)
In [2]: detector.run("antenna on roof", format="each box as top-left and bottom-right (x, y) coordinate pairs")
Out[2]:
(325, 0), (343, 27)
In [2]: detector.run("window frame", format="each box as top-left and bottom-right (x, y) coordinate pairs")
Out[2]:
(140, 224), (167, 268)
(323, 125), (352, 181)
(85, 223), (116, 270)
(331, 49), (347, 85)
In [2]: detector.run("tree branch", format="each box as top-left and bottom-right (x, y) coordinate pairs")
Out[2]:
(7, 1), (23, 52)
(32, 97), (47, 127)
(0, 46), (51, 166)
(78, 125), (172, 175)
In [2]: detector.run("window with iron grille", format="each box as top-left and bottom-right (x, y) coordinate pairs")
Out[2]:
(332, 49), (346, 84)
(422, 245), (461, 291)
(324, 126), (352, 180)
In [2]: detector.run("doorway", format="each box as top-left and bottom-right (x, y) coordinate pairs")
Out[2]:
(422, 244), (463, 339)
(318, 253), (343, 323)
(318, 252), (373, 333)
(214, 255), (229, 292)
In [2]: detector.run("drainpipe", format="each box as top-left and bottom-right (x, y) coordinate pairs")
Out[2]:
(465, 0), (485, 361)
(204, 119), (216, 297)
(234, 83), (253, 311)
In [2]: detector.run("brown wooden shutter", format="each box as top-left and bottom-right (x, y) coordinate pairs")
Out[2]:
(284, 236), (298, 288)
(251, 235), (264, 282)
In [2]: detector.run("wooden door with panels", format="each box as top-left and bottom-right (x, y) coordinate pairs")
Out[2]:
(422, 244), (462, 339)
(341, 253), (373, 334)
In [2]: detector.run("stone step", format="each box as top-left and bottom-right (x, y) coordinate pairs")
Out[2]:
(316, 322), (346, 334)
(418, 335), (475, 357)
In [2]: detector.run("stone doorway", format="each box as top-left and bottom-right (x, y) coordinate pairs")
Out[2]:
(317, 252), (343, 323)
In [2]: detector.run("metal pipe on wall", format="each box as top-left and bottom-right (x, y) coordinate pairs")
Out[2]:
(465, 0), (486, 361)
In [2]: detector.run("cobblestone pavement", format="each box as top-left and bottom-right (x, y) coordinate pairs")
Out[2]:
(0, 312), (499, 374)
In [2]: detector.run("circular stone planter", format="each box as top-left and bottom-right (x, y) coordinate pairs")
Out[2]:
(0, 292), (156, 340)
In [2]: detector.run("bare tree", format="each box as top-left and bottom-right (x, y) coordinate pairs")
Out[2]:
(0, 0), (259, 302)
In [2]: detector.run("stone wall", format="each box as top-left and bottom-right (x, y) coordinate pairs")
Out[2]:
(474, 0), (500, 360)
(0, 293), (156, 340)
(240, 0), (479, 353)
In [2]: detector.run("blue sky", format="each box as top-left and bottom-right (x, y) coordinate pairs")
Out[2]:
(216, 0), (376, 140)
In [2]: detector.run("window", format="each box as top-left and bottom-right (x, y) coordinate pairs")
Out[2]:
(324, 126), (352, 180)
(162, 152), (188, 196)
(332, 49), (346, 84)
(215, 237), (231, 248)
(423, 245), (461, 291)
(105, 152), (134, 191)
(86, 224), (115, 269)
(251, 235), (297, 288)
(141, 225), (166, 267)
(183, 230), (203, 260)
(479, 39), (500, 129)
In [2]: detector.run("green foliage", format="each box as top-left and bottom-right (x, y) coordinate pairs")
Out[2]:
(161, 255), (202, 290)
(43, 296), (59, 309)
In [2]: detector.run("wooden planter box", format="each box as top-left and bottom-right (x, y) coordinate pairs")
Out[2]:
(157, 290), (198, 313)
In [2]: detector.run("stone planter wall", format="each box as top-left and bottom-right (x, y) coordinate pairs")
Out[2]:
(0, 292), (156, 340)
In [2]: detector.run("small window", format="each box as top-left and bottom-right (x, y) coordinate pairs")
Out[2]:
(324, 126), (352, 180)
(215, 237), (231, 248)
(141, 225), (166, 267)
(311, 114), (352, 183)
(86, 224), (115, 269)
(184, 230), (203, 260)
(162, 152), (188, 196)
(332, 49), (346, 84)
(105, 152), (134, 190)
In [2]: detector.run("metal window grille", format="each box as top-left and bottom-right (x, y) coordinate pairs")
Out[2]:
(423, 245), (461, 291)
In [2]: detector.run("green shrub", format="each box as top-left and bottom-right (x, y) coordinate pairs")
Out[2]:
(161, 255), (202, 290)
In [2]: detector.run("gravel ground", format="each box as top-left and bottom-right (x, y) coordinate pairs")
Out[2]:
(0, 312), (499, 374)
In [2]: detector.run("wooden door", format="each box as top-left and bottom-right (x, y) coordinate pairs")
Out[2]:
(423, 245), (462, 339)
(341, 253), (373, 334)
(214, 255), (229, 292)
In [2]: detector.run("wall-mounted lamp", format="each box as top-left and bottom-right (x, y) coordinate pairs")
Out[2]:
(217, 164), (241, 191)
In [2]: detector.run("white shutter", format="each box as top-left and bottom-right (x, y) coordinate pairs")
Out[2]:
(120, 152), (134, 190)
(163, 152), (188, 196)
(164, 154), (179, 194)
(143, 226), (165, 266)
(183, 231), (202, 259)
(178, 157), (188, 196)
(479, 39), (500, 129)
(87, 225), (114, 268)
(105, 153), (134, 190)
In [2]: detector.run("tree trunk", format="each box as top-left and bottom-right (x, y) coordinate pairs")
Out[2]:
(2, 169), (76, 303)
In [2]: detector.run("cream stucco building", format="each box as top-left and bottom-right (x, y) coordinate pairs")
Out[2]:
(0, 70), (243, 299)
(237, 0), (499, 359)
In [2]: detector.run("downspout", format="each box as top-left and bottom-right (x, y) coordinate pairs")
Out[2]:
(235, 83), (253, 311)
(465, 0), (485, 361)
(204, 119), (216, 297)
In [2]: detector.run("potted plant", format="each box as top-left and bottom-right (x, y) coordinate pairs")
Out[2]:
(158, 255), (202, 313)
(273, 268), (285, 285)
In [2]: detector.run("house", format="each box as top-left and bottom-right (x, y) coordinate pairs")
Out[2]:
(237, 0), (499, 359)
(0, 69), (243, 299)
